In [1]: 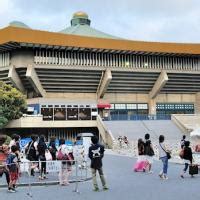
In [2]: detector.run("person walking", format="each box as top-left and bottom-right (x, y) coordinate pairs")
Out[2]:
(180, 141), (193, 178)
(88, 136), (108, 191)
(158, 135), (171, 180)
(37, 135), (48, 180)
(134, 138), (149, 172)
(144, 133), (154, 173)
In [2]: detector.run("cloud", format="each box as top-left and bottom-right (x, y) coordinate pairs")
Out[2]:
(0, 0), (199, 42)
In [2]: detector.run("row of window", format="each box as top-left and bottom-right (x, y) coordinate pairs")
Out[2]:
(156, 103), (194, 110)
(34, 49), (200, 71)
(110, 103), (148, 110)
(41, 107), (97, 121)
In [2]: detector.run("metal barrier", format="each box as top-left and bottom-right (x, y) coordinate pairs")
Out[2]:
(0, 159), (90, 196)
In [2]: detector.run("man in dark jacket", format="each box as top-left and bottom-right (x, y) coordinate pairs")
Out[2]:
(88, 136), (108, 191)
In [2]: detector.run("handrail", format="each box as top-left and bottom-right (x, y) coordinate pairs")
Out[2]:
(96, 115), (115, 148)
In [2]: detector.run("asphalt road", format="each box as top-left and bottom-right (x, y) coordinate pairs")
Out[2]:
(0, 154), (200, 200)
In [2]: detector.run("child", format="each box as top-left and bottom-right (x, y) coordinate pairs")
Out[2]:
(7, 145), (19, 193)
(180, 141), (193, 178)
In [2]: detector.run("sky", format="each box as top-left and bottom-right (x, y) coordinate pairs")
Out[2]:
(0, 0), (200, 43)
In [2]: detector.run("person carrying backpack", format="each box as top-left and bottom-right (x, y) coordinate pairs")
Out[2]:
(180, 141), (193, 178)
(88, 136), (108, 191)
(144, 133), (154, 173)
(25, 135), (38, 176)
(6, 145), (19, 193)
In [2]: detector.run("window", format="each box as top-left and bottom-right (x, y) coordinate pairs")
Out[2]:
(110, 104), (115, 109)
(67, 108), (78, 120)
(79, 108), (91, 120)
(54, 108), (66, 120)
(41, 108), (53, 121)
(126, 104), (137, 109)
(115, 104), (126, 109)
(138, 104), (148, 109)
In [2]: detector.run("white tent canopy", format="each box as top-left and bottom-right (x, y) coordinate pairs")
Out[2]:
(190, 128), (200, 137)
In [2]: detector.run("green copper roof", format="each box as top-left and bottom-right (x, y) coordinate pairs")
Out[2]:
(9, 21), (30, 29)
(59, 11), (121, 40)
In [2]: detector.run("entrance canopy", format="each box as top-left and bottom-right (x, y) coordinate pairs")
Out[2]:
(97, 103), (111, 109)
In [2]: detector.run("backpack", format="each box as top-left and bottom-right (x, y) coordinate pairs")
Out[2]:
(145, 141), (155, 156)
(6, 154), (17, 171)
(25, 141), (36, 159)
(0, 145), (8, 164)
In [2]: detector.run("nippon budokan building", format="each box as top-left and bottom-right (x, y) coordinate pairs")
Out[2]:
(0, 12), (200, 146)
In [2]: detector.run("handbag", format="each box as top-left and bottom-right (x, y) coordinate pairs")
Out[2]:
(166, 152), (171, 160)
(45, 150), (52, 161)
(159, 143), (171, 160)
(179, 149), (184, 159)
(189, 164), (198, 175)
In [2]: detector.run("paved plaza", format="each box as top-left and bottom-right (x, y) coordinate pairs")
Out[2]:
(1, 153), (200, 200)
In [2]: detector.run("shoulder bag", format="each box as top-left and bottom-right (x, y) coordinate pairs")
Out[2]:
(159, 143), (171, 160)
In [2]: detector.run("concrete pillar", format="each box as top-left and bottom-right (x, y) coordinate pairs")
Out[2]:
(149, 70), (168, 99)
(97, 69), (112, 99)
(195, 92), (200, 114)
(149, 98), (156, 115)
(8, 65), (25, 93)
(26, 65), (46, 97)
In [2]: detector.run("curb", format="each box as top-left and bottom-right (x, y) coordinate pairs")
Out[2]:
(0, 177), (92, 189)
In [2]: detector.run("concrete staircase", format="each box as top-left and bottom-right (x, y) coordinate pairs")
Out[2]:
(104, 120), (184, 142)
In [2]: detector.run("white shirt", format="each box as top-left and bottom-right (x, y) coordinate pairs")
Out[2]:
(158, 142), (167, 158)
(58, 144), (69, 155)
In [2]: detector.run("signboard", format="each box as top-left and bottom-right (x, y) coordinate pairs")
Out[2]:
(20, 138), (32, 148)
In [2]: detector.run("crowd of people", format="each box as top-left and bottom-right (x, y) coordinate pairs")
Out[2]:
(1, 131), (200, 194)
(0, 134), (76, 192)
(0, 134), (109, 193)
(134, 134), (196, 180)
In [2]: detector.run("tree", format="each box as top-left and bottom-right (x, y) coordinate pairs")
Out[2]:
(0, 81), (27, 128)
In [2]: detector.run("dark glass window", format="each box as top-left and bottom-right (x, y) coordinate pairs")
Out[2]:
(79, 108), (91, 120)
(54, 108), (66, 120)
(67, 108), (78, 120)
(41, 108), (53, 121)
